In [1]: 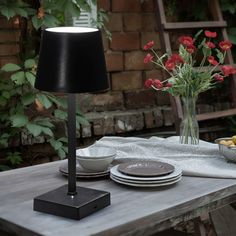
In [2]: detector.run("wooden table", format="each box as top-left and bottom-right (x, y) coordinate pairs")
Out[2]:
(1, 160), (236, 236)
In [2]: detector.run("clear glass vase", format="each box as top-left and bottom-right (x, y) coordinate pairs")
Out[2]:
(179, 96), (199, 145)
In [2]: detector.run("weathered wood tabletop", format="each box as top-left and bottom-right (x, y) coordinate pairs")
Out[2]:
(0, 159), (236, 236)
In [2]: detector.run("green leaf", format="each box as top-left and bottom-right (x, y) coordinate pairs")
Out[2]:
(11, 71), (25, 85)
(15, 7), (28, 18)
(1, 63), (21, 72)
(49, 139), (63, 150)
(215, 49), (224, 64)
(6, 152), (22, 165)
(36, 94), (52, 109)
(32, 15), (43, 30)
(43, 14), (60, 27)
(0, 6), (15, 20)
(26, 123), (42, 137)
(25, 72), (36, 87)
(35, 119), (54, 128)
(41, 127), (53, 137)
(76, 115), (89, 126)
(21, 93), (35, 106)
(24, 59), (35, 69)
(54, 109), (67, 120)
(58, 149), (66, 159)
(2, 91), (10, 99)
(10, 114), (28, 127)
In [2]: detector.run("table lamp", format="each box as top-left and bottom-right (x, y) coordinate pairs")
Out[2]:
(33, 27), (110, 220)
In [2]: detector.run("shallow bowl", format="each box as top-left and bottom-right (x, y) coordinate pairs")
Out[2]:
(215, 137), (236, 163)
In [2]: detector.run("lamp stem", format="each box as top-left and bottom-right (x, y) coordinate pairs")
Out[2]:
(67, 93), (77, 195)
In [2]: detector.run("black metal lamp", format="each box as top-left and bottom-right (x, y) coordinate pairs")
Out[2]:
(33, 27), (110, 220)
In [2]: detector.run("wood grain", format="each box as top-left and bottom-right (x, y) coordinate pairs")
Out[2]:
(0, 160), (236, 236)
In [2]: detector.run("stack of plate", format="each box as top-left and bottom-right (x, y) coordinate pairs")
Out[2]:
(59, 162), (110, 179)
(110, 160), (182, 187)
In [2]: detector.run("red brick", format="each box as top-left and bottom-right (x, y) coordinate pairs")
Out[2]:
(141, 14), (156, 31)
(0, 56), (19, 67)
(125, 51), (152, 70)
(144, 69), (163, 81)
(102, 33), (109, 51)
(97, 0), (110, 11)
(162, 108), (175, 126)
(0, 30), (21, 43)
(141, 32), (161, 49)
(142, 0), (155, 12)
(112, 71), (142, 90)
(124, 89), (157, 109)
(0, 44), (20, 56)
(110, 32), (140, 50)
(123, 14), (141, 31)
(105, 51), (123, 72)
(0, 16), (21, 29)
(156, 92), (170, 106)
(112, 0), (141, 12)
(106, 13), (123, 32)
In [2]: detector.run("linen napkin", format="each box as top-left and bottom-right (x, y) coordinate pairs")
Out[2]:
(92, 136), (236, 179)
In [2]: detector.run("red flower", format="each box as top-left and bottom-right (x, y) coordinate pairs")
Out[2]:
(144, 53), (153, 64)
(178, 36), (194, 46)
(205, 41), (215, 49)
(165, 82), (172, 88)
(143, 41), (154, 50)
(204, 30), (217, 38)
(214, 74), (224, 82)
(219, 40), (232, 51)
(207, 56), (218, 66)
(186, 44), (196, 54)
(170, 54), (184, 64)
(145, 78), (153, 88)
(222, 65), (236, 76)
(165, 58), (175, 71)
(153, 79), (163, 89)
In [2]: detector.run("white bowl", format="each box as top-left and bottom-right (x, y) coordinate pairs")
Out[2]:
(76, 146), (116, 171)
(76, 146), (116, 159)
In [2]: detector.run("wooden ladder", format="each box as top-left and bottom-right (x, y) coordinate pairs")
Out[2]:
(155, 0), (236, 132)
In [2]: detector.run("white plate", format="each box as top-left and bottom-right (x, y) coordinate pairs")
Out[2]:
(110, 173), (182, 184)
(110, 164), (182, 182)
(110, 175), (182, 187)
(59, 162), (110, 178)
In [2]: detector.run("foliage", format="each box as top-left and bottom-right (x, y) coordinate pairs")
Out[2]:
(144, 30), (236, 98)
(0, 0), (105, 169)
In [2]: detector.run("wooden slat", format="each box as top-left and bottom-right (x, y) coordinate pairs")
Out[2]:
(163, 21), (227, 30)
(210, 205), (236, 236)
(196, 108), (236, 121)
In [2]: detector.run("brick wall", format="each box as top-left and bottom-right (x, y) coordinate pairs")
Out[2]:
(77, 0), (174, 139)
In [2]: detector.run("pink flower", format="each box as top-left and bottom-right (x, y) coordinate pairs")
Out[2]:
(153, 79), (163, 89)
(214, 74), (224, 82)
(205, 41), (215, 49)
(165, 82), (172, 88)
(170, 54), (184, 64)
(144, 78), (153, 88)
(222, 65), (236, 76)
(178, 36), (194, 46)
(165, 59), (175, 71)
(186, 44), (196, 54)
(144, 53), (153, 64)
(204, 30), (217, 38)
(219, 40), (232, 51)
(143, 41), (154, 50)
(207, 56), (218, 66)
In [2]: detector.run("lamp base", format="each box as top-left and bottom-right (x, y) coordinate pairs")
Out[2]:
(34, 185), (110, 220)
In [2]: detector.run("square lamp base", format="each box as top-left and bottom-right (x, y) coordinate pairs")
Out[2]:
(34, 185), (110, 220)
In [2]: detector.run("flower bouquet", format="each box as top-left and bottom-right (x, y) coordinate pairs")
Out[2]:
(144, 30), (236, 144)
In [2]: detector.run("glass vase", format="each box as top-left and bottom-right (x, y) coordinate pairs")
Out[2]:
(179, 96), (199, 145)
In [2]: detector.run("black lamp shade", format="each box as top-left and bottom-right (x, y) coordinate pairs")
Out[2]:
(35, 27), (109, 93)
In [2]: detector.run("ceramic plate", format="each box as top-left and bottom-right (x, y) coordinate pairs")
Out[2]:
(110, 175), (182, 187)
(117, 161), (174, 177)
(110, 165), (182, 182)
(110, 173), (181, 184)
(59, 162), (110, 178)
